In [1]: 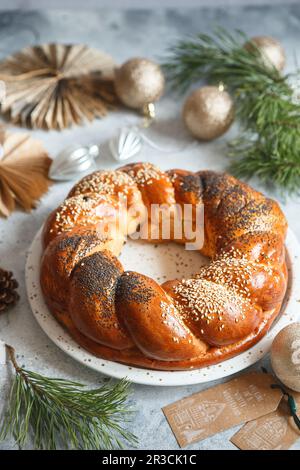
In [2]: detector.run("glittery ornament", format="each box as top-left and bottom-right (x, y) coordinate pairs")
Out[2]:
(245, 36), (285, 72)
(114, 58), (165, 110)
(271, 323), (300, 392)
(183, 85), (234, 141)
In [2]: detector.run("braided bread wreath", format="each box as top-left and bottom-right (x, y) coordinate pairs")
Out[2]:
(40, 162), (288, 371)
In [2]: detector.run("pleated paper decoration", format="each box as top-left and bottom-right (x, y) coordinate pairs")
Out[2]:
(0, 43), (117, 130)
(0, 128), (51, 217)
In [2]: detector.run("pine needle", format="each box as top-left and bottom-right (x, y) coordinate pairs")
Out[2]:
(0, 345), (138, 450)
(164, 27), (300, 194)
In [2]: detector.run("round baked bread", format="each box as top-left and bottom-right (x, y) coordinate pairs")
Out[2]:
(40, 163), (288, 370)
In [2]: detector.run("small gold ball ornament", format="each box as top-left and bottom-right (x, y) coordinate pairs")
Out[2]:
(271, 323), (300, 392)
(114, 58), (165, 110)
(183, 85), (234, 141)
(245, 36), (285, 72)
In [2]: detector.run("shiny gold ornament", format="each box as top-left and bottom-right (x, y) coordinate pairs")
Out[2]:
(114, 58), (165, 111)
(245, 36), (285, 72)
(271, 323), (300, 392)
(183, 85), (234, 141)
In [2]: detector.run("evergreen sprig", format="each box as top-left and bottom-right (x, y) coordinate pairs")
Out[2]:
(164, 28), (300, 194)
(0, 345), (137, 450)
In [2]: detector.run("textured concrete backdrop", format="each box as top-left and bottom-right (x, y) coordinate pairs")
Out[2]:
(0, 5), (300, 450)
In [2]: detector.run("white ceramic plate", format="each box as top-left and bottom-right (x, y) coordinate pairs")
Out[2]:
(25, 227), (300, 386)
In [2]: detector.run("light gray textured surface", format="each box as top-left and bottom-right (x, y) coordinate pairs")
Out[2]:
(0, 5), (300, 450)
(0, 1), (298, 11)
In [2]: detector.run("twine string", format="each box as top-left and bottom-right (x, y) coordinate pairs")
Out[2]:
(271, 383), (300, 431)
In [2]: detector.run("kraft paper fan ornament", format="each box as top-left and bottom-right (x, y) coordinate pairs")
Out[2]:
(0, 128), (51, 217)
(0, 43), (117, 130)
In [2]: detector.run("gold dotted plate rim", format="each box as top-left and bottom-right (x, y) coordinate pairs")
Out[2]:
(25, 226), (300, 386)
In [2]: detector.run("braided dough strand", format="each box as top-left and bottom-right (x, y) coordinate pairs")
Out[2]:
(40, 163), (287, 370)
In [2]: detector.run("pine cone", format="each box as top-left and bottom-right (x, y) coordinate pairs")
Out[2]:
(0, 268), (19, 313)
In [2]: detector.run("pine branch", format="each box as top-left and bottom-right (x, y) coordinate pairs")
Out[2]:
(0, 345), (138, 450)
(228, 136), (300, 194)
(164, 28), (281, 92)
(164, 28), (300, 194)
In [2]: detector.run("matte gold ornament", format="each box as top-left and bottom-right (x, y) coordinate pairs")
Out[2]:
(0, 44), (117, 130)
(245, 36), (285, 72)
(271, 323), (300, 392)
(114, 58), (165, 110)
(183, 85), (234, 141)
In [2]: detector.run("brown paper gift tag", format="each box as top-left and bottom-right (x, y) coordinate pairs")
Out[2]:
(163, 372), (282, 447)
(231, 393), (300, 450)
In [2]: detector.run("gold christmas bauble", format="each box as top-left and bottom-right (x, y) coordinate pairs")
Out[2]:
(183, 86), (234, 141)
(114, 58), (165, 110)
(271, 323), (300, 392)
(245, 36), (285, 72)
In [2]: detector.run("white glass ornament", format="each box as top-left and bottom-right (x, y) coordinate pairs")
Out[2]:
(49, 143), (99, 181)
(108, 123), (196, 162)
(109, 127), (143, 162)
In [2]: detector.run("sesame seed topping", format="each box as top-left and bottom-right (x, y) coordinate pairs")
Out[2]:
(174, 277), (251, 325)
(52, 193), (120, 236)
(126, 163), (168, 186)
(70, 170), (136, 197)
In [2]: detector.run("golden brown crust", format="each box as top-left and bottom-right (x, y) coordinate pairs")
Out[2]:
(119, 162), (176, 209)
(162, 278), (263, 347)
(69, 251), (133, 349)
(40, 163), (288, 370)
(67, 170), (146, 235)
(115, 271), (208, 360)
(42, 192), (124, 248)
(46, 300), (282, 370)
